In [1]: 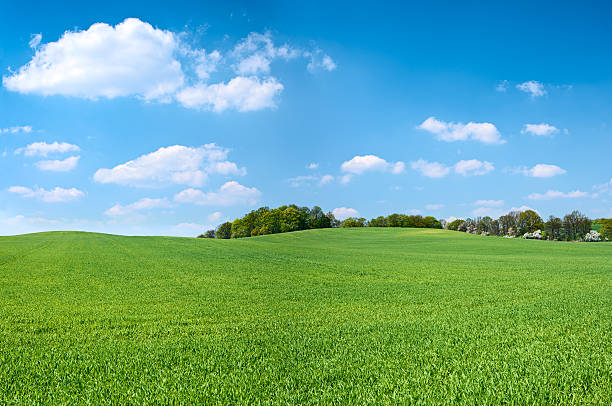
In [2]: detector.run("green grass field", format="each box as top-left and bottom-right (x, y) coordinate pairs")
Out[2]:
(0, 229), (610, 404)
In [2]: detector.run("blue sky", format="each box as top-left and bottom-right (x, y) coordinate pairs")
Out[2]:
(1, 0), (611, 236)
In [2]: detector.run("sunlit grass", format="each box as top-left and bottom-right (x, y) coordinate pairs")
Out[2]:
(0, 229), (610, 404)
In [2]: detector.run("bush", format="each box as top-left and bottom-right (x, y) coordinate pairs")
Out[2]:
(584, 230), (601, 242)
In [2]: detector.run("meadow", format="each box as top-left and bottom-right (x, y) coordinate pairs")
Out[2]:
(0, 228), (610, 404)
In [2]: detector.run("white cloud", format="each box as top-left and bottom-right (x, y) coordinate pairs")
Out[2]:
(306, 49), (337, 72)
(474, 199), (504, 207)
(495, 80), (508, 92)
(208, 211), (223, 223)
(307, 163), (319, 169)
(418, 117), (505, 144)
(93, 144), (241, 188)
(516, 80), (546, 97)
(391, 161), (406, 174)
(8, 186), (84, 202)
(105, 197), (172, 216)
(425, 204), (444, 210)
(410, 159), (450, 178)
(1, 125), (32, 134)
(521, 123), (558, 137)
(3, 18), (184, 100)
(454, 159), (494, 176)
(34, 155), (79, 172)
(231, 32), (300, 76)
(191, 50), (221, 80)
(207, 161), (247, 176)
(528, 190), (589, 200)
(341, 155), (405, 175)
(319, 174), (334, 185)
(332, 207), (358, 220)
(29, 33), (42, 49)
(174, 181), (261, 206)
(175, 76), (283, 112)
(519, 164), (566, 178)
(15, 141), (79, 157)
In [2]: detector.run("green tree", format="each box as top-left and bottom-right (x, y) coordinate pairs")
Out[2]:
(342, 217), (366, 227)
(447, 219), (464, 231)
(544, 216), (562, 240)
(215, 222), (232, 239)
(368, 216), (387, 227)
(517, 210), (544, 235)
(600, 219), (612, 239)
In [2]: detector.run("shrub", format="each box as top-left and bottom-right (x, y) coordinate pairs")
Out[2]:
(584, 230), (601, 242)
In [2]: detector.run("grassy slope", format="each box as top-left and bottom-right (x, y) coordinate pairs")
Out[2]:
(0, 229), (610, 404)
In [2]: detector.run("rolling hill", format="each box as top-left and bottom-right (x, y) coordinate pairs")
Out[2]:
(0, 229), (610, 404)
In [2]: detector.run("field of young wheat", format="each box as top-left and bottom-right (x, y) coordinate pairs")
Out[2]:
(0, 229), (610, 404)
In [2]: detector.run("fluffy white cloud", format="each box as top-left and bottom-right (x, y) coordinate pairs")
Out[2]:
(425, 204), (444, 210)
(528, 190), (589, 200)
(93, 144), (243, 188)
(3, 18), (184, 100)
(307, 163), (319, 169)
(516, 80), (546, 97)
(418, 117), (505, 144)
(175, 76), (283, 112)
(34, 156), (79, 172)
(105, 197), (171, 217)
(15, 141), (79, 157)
(410, 159), (450, 178)
(454, 159), (494, 176)
(207, 161), (247, 176)
(341, 155), (405, 175)
(332, 207), (358, 220)
(519, 164), (566, 178)
(5, 20), (335, 114)
(1, 125), (32, 134)
(474, 199), (504, 207)
(174, 181), (261, 206)
(521, 123), (558, 137)
(8, 186), (84, 202)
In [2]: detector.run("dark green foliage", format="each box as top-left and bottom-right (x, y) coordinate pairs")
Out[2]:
(0, 230), (610, 403)
(545, 216), (563, 240)
(228, 205), (336, 238)
(562, 211), (591, 241)
(517, 210), (544, 235)
(215, 222), (232, 239)
(368, 214), (442, 229)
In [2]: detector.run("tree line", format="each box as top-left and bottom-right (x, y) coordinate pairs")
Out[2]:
(198, 206), (442, 239)
(447, 209), (610, 241)
(198, 205), (610, 241)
